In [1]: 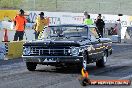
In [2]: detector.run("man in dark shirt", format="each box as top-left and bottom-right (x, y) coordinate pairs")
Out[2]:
(95, 14), (105, 37)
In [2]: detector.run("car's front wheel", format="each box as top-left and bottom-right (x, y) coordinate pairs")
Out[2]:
(77, 51), (88, 70)
(96, 51), (107, 67)
(82, 51), (88, 69)
(26, 62), (37, 71)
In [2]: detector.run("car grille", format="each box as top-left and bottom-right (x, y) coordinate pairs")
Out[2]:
(30, 46), (71, 56)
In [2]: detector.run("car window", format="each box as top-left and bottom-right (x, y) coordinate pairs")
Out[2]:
(63, 27), (87, 37)
(89, 27), (99, 38)
(40, 26), (88, 39)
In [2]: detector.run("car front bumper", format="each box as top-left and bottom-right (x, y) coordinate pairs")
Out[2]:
(22, 55), (83, 64)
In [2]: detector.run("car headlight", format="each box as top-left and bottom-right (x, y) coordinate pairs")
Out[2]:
(71, 47), (79, 56)
(23, 47), (31, 55)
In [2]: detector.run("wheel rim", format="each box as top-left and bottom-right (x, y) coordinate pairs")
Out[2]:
(83, 60), (87, 69)
(103, 53), (107, 63)
(83, 54), (87, 70)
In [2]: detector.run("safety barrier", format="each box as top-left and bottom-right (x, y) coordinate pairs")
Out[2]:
(111, 35), (121, 43)
(5, 41), (25, 59)
(0, 42), (6, 60)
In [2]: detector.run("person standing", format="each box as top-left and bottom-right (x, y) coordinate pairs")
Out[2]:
(95, 14), (105, 37)
(83, 11), (88, 22)
(84, 11), (89, 18)
(112, 24), (118, 35)
(13, 9), (27, 41)
(83, 14), (94, 25)
(33, 12), (49, 39)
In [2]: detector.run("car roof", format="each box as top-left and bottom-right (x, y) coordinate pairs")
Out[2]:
(49, 24), (96, 28)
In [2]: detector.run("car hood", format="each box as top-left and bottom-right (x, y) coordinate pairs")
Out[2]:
(23, 39), (80, 47)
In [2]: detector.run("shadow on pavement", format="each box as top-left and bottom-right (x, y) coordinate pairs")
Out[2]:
(35, 64), (97, 74)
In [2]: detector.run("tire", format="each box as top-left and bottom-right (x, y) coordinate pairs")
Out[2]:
(77, 51), (88, 70)
(82, 51), (88, 70)
(96, 51), (107, 67)
(26, 62), (37, 71)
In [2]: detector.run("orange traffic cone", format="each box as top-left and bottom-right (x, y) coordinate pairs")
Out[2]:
(2, 29), (9, 42)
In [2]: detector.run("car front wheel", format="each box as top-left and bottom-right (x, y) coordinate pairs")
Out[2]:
(96, 51), (107, 67)
(26, 62), (37, 71)
(82, 51), (88, 69)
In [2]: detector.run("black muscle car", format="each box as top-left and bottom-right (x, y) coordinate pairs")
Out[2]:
(22, 24), (112, 71)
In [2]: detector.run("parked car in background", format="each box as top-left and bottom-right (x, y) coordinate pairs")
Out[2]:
(22, 24), (112, 71)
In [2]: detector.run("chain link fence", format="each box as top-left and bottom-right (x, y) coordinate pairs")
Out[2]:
(21, 0), (121, 14)
(0, 0), (23, 9)
(0, 0), (132, 15)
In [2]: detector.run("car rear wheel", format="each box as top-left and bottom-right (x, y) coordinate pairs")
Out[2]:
(96, 51), (107, 67)
(26, 62), (37, 71)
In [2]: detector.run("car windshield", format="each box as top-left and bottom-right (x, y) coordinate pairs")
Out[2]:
(40, 26), (88, 40)
(89, 27), (99, 38)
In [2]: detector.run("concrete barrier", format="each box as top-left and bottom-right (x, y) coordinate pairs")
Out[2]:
(6, 41), (25, 59)
(0, 42), (6, 60)
(111, 35), (121, 43)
